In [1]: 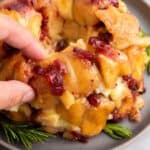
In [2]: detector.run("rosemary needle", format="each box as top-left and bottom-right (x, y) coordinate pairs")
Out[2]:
(0, 115), (55, 150)
(103, 123), (133, 140)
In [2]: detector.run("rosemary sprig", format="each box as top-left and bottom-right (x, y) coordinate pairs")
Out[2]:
(147, 62), (150, 74)
(0, 115), (55, 150)
(140, 29), (149, 37)
(146, 45), (150, 56)
(103, 123), (133, 140)
(145, 45), (150, 74)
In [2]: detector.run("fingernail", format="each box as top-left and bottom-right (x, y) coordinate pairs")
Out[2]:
(22, 90), (35, 102)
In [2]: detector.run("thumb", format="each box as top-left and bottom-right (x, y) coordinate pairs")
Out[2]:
(0, 80), (35, 110)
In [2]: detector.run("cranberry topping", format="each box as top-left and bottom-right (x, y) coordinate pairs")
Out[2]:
(33, 60), (67, 96)
(90, 0), (119, 8)
(47, 59), (67, 76)
(89, 36), (117, 59)
(109, 0), (119, 7)
(98, 32), (113, 44)
(89, 36), (104, 49)
(39, 8), (49, 41)
(123, 76), (139, 92)
(40, 16), (48, 41)
(90, 0), (100, 4)
(93, 21), (105, 29)
(55, 39), (68, 52)
(46, 71), (64, 96)
(89, 32), (112, 47)
(87, 93), (101, 107)
(73, 47), (96, 63)
(71, 131), (88, 143)
(33, 66), (46, 75)
(57, 132), (64, 137)
(89, 37), (111, 49)
(112, 109), (123, 122)
(46, 60), (67, 96)
(139, 88), (146, 95)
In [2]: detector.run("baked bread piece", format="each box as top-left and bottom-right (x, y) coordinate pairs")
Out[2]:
(0, 0), (149, 139)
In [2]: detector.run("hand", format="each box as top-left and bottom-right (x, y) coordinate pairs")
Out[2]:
(0, 14), (47, 109)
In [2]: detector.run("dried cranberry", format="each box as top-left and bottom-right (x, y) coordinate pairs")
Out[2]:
(57, 132), (64, 137)
(46, 60), (67, 96)
(55, 39), (68, 52)
(93, 21), (105, 29)
(89, 36), (111, 49)
(46, 72), (64, 96)
(90, 0), (100, 4)
(89, 36), (117, 59)
(98, 32), (113, 44)
(112, 109), (123, 122)
(33, 60), (67, 96)
(88, 0), (119, 8)
(88, 37), (111, 50)
(87, 93), (101, 107)
(33, 66), (46, 75)
(73, 47), (96, 63)
(40, 17), (48, 41)
(39, 8), (49, 41)
(71, 131), (88, 143)
(122, 75), (131, 82)
(109, 0), (119, 7)
(47, 60), (67, 76)
(139, 88), (146, 95)
(123, 76), (139, 92)
(89, 32), (113, 50)
(128, 81), (139, 91)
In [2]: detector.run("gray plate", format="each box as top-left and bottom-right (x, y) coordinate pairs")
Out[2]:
(0, 0), (150, 149)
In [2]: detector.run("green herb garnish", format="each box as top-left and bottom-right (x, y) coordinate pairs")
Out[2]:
(103, 123), (133, 140)
(147, 61), (150, 74)
(140, 30), (148, 37)
(146, 45), (150, 56)
(145, 45), (150, 74)
(0, 115), (55, 150)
